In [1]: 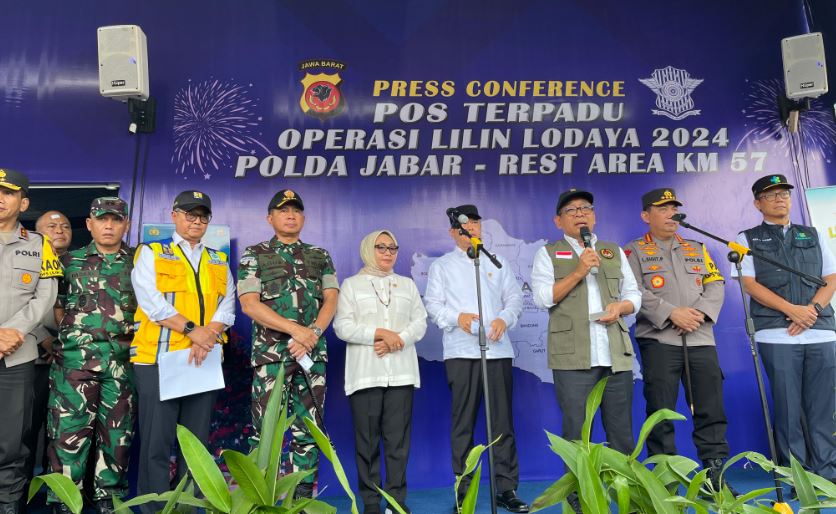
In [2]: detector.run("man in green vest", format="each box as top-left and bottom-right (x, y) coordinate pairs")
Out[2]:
(531, 188), (641, 455)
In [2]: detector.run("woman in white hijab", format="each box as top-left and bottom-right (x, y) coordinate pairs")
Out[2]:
(333, 229), (427, 514)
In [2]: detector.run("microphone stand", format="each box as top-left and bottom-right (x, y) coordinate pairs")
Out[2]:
(457, 224), (499, 514)
(675, 216), (818, 509)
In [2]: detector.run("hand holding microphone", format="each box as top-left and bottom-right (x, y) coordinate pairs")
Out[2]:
(579, 226), (599, 275)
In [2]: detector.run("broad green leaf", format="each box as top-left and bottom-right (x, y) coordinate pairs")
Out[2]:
(160, 474), (190, 514)
(581, 377), (608, 447)
(177, 424), (232, 513)
(278, 470), (315, 508)
(612, 475), (630, 513)
(253, 506), (289, 514)
(630, 409), (685, 461)
(598, 446), (634, 479)
(664, 496), (710, 514)
(291, 499), (336, 514)
(258, 364), (286, 470)
(740, 503), (786, 513)
(790, 454), (817, 508)
(729, 487), (776, 509)
(576, 451), (609, 514)
(376, 487), (408, 514)
(530, 474), (576, 512)
(303, 417), (359, 514)
(545, 431), (580, 475)
(685, 468), (709, 501)
(156, 491), (213, 510)
(660, 455), (699, 486)
(223, 449), (271, 505)
(463, 444), (488, 477)
(112, 493), (162, 511)
(460, 463), (481, 514)
(629, 459), (677, 514)
(28, 474), (83, 514)
(231, 486), (256, 514)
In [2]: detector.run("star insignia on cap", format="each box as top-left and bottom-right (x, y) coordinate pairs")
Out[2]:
(284, 190), (296, 199)
(770, 176), (781, 184)
(193, 192), (203, 198)
(661, 190), (674, 199)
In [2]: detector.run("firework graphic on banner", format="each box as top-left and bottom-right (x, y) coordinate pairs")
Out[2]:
(172, 79), (271, 179)
(737, 78), (836, 163)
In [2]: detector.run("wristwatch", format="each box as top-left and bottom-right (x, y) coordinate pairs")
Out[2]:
(813, 302), (824, 315)
(183, 321), (196, 334)
(309, 325), (323, 338)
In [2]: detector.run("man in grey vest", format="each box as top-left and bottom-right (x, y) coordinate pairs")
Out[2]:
(624, 188), (734, 492)
(732, 174), (836, 482)
(531, 188), (641, 455)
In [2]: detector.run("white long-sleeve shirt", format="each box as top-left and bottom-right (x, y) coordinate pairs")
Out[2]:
(530, 233), (641, 367)
(131, 232), (236, 327)
(730, 225), (836, 344)
(424, 247), (523, 360)
(333, 273), (427, 395)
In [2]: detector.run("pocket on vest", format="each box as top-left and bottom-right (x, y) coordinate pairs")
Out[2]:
(548, 315), (575, 355)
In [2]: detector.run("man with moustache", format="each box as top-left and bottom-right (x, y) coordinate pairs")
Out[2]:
(531, 188), (640, 454)
(238, 189), (339, 499)
(624, 188), (734, 492)
(0, 168), (62, 514)
(732, 174), (836, 483)
(47, 198), (136, 514)
(130, 191), (236, 510)
(25, 211), (73, 485)
(424, 204), (529, 514)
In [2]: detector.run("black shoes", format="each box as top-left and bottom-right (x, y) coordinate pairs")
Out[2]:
(565, 492), (582, 513)
(51, 503), (73, 514)
(496, 490), (530, 513)
(295, 482), (315, 499)
(95, 499), (116, 514)
(0, 503), (19, 514)
(703, 458), (740, 497)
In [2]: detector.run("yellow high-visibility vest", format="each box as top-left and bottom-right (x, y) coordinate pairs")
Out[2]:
(131, 239), (228, 364)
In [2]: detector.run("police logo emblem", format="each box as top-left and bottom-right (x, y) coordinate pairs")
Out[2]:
(21, 273), (32, 284)
(299, 60), (347, 119)
(193, 192), (203, 199)
(651, 275), (665, 288)
(149, 228), (160, 236)
(648, 265), (660, 271)
(639, 66), (703, 120)
(692, 265), (702, 273)
(600, 248), (614, 259)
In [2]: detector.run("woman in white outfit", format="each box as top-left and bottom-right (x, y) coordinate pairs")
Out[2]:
(333, 230), (427, 514)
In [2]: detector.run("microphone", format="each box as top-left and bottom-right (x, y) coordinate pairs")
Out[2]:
(445, 208), (469, 228)
(457, 213), (470, 225)
(579, 226), (597, 275)
(670, 213), (687, 222)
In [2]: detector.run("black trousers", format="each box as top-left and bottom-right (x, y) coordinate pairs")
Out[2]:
(759, 341), (836, 479)
(0, 360), (34, 504)
(23, 363), (50, 482)
(552, 366), (633, 454)
(637, 338), (729, 461)
(134, 364), (217, 514)
(349, 386), (414, 510)
(445, 358), (519, 495)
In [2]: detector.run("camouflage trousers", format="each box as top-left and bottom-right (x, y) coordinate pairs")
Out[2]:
(46, 360), (134, 502)
(251, 360), (326, 485)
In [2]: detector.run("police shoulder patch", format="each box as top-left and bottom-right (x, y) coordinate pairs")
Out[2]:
(40, 235), (63, 279)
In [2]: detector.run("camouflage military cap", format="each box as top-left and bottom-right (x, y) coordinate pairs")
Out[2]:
(90, 197), (129, 219)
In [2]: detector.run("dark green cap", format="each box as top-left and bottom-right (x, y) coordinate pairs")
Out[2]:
(90, 197), (129, 218)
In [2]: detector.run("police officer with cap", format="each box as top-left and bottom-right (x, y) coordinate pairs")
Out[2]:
(624, 188), (734, 492)
(130, 190), (236, 511)
(731, 174), (836, 484)
(0, 168), (62, 514)
(238, 189), (339, 499)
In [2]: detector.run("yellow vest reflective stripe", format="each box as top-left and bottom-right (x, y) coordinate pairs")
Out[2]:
(131, 240), (229, 364)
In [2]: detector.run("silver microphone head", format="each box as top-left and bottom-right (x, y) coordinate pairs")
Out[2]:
(457, 214), (470, 225)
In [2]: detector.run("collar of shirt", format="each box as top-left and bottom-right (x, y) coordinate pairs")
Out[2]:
(172, 231), (204, 254)
(763, 220), (791, 235)
(563, 232), (596, 252)
(83, 241), (130, 260)
(270, 236), (302, 250)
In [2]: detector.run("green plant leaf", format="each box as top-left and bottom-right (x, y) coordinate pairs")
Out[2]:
(545, 431), (580, 476)
(157, 491), (213, 510)
(530, 474), (576, 512)
(176, 424), (232, 513)
(303, 417), (359, 514)
(278, 470), (315, 508)
(629, 459), (677, 514)
(461, 463), (481, 514)
(290, 499), (336, 514)
(161, 474), (190, 514)
(576, 451), (608, 513)
(231, 486), (256, 514)
(685, 468), (709, 501)
(581, 377), (608, 446)
(112, 493), (163, 511)
(664, 496), (710, 514)
(728, 487), (776, 509)
(630, 409), (685, 461)
(28, 474), (83, 514)
(258, 364), (286, 470)
(612, 475), (630, 513)
(376, 486), (408, 514)
(253, 506), (289, 514)
(789, 453), (818, 508)
(223, 449), (271, 505)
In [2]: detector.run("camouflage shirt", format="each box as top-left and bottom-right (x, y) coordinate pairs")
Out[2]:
(56, 242), (137, 371)
(237, 237), (338, 366)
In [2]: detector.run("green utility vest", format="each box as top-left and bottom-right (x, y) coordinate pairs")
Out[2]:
(544, 240), (634, 372)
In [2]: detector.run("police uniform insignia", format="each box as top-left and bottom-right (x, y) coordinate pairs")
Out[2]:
(193, 192), (203, 199)
(488, 272), (493, 278)
(624, 249), (632, 257)
(692, 265), (702, 273)
(796, 232), (810, 240)
(696, 277), (702, 287)
(21, 273), (32, 284)
(600, 248), (614, 259)
(644, 249), (657, 256)
(648, 265), (660, 271)
(650, 275), (665, 288)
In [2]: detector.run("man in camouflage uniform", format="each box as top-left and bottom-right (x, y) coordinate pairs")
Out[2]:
(47, 198), (135, 514)
(238, 189), (339, 498)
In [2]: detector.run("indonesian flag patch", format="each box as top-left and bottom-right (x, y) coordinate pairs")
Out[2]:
(555, 251), (574, 260)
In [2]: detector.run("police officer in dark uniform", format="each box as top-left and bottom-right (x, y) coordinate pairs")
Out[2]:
(624, 188), (734, 492)
(732, 174), (836, 483)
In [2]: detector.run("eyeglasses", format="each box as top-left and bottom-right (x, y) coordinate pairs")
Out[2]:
(374, 245), (399, 255)
(175, 209), (211, 224)
(560, 205), (594, 216)
(758, 190), (791, 202)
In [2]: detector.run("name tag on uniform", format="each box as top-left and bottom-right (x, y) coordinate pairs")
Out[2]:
(554, 251), (574, 259)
